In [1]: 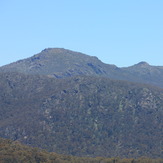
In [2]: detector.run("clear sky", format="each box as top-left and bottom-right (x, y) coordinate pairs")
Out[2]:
(0, 0), (163, 67)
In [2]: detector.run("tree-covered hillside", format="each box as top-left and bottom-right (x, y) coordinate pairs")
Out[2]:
(0, 72), (162, 158)
(0, 138), (162, 163)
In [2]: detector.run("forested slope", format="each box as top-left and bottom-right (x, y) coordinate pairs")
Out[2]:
(0, 72), (162, 158)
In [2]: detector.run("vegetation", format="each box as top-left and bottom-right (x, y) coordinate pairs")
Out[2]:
(0, 48), (162, 159)
(0, 138), (162, 163)
(0, 72), (162, 158)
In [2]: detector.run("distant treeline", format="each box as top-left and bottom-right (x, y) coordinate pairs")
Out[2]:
(0, 138), (162, 163)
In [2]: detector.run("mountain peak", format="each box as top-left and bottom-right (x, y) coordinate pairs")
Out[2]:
(137, 61), (149, 65)
(0, 48), (163, 88)
(41, 48), (68, 53)
(133, 61), (150, 68)
(0, 48), (110, 77)
(37, 48), (99, 60)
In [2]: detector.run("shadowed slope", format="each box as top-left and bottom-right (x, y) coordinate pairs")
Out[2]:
(0, 72), (162, 158)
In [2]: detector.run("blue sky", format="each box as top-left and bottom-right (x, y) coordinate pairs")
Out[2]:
(0, 0), (163, 67)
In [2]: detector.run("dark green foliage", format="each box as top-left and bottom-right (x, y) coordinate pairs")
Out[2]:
(0, 137), (162, 163)
(0, 72), (162, 158)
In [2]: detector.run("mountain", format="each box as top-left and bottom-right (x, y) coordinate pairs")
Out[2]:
(0, 71), (162, 158)
(0, 48), (163, 88)
(0, 48), (163, 158)
(1, 137), (162, 163)
(0, 48), (116, 77)
(122, 62), (163, 88)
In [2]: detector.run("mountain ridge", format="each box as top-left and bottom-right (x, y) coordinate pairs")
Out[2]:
(0, 48), (163, 88)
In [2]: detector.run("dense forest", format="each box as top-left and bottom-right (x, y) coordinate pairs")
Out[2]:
(0, 73), (162, 158)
